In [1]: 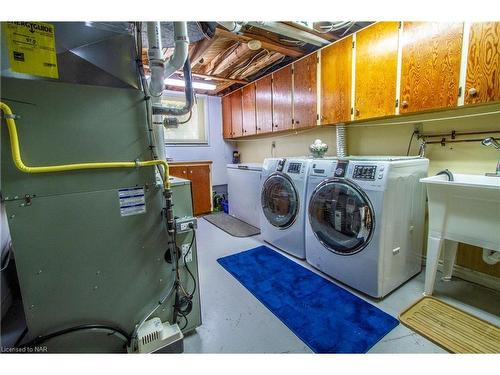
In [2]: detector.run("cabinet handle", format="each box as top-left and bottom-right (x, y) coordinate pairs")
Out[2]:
(183, 171), (186, 174)
(468, 87), (478, 97)
(190, 171), (193, 174)
(244, 129), (247, 133)
(402, 101), (408, 109)
(355, 109), (360, 116)
(274, 124), (278, 128)
(257, 127), (261, 130)
(295, 120), (300, 125)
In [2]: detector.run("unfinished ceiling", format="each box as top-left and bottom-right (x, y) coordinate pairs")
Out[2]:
(141, 21), (371, 96)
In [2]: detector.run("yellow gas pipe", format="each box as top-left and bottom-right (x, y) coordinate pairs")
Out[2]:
(0, 101), (170, 189)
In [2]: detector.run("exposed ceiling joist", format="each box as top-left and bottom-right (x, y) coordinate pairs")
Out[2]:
(189, 36), (218, 68)
(178, 71), (248, 85)
(215, 28), (304, 58)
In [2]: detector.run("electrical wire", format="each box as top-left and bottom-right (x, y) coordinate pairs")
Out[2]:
(182, 229), (197, 299)
(406, 130), (417, 156)
(19, 324), (131, 349)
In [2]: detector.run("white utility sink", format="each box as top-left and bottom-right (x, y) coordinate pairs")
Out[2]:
(420, 173), (500, 295)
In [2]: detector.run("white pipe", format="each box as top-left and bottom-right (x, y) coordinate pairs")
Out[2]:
(217, 22), (245, 33)
(247, 21), (330, 46)
(482, 248), (500, 265)
(147, 22), (189, 97)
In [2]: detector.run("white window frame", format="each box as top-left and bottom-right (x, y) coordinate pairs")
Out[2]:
(162, 91), (210, 146)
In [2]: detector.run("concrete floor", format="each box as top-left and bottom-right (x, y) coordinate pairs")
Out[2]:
(184, 217), (500, 353)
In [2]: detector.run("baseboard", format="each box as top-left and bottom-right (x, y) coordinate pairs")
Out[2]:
(422, 256), (500, 292)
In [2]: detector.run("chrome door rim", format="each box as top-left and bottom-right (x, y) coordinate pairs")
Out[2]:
(308, 177), (375, 255)
(261, 172), (300, 230)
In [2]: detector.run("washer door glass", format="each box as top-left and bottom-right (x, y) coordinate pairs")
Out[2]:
(308, 179), (374, 255)
(261, 173), (298, 229)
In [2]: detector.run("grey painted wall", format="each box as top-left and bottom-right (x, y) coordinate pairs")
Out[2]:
(165, 95), (235, 186)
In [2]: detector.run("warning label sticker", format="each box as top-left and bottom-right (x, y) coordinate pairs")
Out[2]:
(4, 22), (59, 79)
(118, 187), (146, 217)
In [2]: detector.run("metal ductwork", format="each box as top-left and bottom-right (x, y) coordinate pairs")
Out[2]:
(246, 22), (330, 46)
(336, 124), (347, 158)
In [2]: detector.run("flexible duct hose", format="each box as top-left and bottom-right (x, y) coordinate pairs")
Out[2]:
(336, 124), (347, 158)
(0, 102), (170, 189)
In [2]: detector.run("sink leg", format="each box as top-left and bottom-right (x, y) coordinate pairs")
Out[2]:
(424, 236), (443, 296)
(441, 240), (458, 281)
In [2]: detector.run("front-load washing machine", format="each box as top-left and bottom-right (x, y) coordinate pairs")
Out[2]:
(305, 156), (429, 298)
(260, 157), (312, 259)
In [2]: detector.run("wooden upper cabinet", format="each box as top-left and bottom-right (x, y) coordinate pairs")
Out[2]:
(222, 95), (232, 139)
(465, 22), (500, 105)
(230, 89), (243, 137)
(355, 22), (399, 120)
(241, 83), (257, 136)
(400, 22), (463, 114)
(321, 35), (353, 124)
(272, 65), (293, 131)
(293, 53), (318, 129)
(255, 74), (273, 134)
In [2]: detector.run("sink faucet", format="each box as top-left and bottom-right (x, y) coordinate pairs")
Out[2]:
(481, 137), (500, 175)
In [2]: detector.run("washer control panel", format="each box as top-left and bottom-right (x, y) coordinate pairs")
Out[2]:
(353, 165), (377, 180)
(287, 162), (302, 174)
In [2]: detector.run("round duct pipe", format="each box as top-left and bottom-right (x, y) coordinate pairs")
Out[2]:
(336, 124), (347, 158)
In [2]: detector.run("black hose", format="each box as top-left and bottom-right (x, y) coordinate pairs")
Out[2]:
(152, 59), (194, 116)
(19, 324), (132, 349)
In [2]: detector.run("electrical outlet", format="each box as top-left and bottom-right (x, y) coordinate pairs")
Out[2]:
(181, 243), (192, 263)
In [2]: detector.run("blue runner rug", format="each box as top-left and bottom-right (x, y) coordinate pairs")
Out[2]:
(217, 245), (399, 353)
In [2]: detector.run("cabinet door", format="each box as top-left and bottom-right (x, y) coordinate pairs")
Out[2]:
(241, 83), (257, 136)
(400, 22), (463, 113)
(355, 22), (399, 120)
(272, 65), (293, 131)
(187, 165), (212, 215)
(230, 90), (243, 138)
(465, 22), (500, 105)
(222, 95), (232, 139)
(321, 35), (353, 124)
(168, 165), (188, 178)
(293, 53), (318, 129)
(255, 75), (273, 134)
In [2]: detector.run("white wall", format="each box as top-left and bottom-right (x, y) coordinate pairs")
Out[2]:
(165, 95), (235, 186)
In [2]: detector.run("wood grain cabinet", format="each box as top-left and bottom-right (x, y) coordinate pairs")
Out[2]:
(272, 65), (293, 131)
(400, 22), (463, 113)
(255, 74), (273, 134)
(241, 83), (257, 136)
(321, 35), (353, 124)
(230, 90), (243, 137)
(355, 22), (400, 120)
(168, 162), (212, 216)
(222, 95), (232, 139)
(293, 53), (318, 128)
(465, 22), (500, 105)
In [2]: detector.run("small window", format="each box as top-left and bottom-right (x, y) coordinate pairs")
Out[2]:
(163, 94), (208, 145)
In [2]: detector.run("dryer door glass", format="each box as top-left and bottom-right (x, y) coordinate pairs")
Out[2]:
(308, 179), (374, 255)
(261, 173), (299, 229)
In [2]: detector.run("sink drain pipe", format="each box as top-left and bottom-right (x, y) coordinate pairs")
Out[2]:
(336, 123), (347, 158)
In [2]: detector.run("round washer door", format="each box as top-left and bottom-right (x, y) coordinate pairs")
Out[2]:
(261, 173), (299, 229)
(308, 178), (375, 255)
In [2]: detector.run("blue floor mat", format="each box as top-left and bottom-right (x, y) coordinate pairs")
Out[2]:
(217, 245), (399, 353)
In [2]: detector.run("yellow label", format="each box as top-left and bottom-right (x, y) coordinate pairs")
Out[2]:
(4, 22), (59, 79)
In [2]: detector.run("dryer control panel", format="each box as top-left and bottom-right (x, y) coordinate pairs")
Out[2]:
(353, 165), (377, 180)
